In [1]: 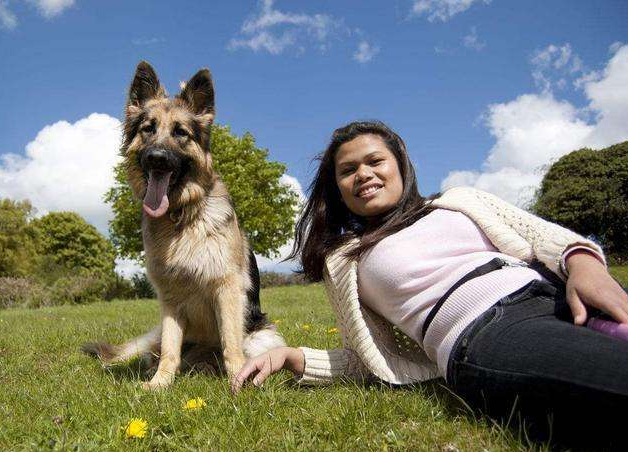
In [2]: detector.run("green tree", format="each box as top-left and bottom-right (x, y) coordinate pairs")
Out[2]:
(0, 199), (40, 277)
(31, 212), (117, 279)
(105, 124), (300, 260)
(533, 141), (628, 261)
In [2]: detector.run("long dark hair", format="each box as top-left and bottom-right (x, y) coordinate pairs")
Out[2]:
(289, 120), (436, 281)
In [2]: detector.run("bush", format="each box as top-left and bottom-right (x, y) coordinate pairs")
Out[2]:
(0, 277), (46, 309)
(533, 141), (628, 262)
(49, 274), (110, 306)
(0, 199), (40, 278)
(131, 272), (156, 299)
(104, 274), (137, 300)
(259, 271), (309, 288)
(32, 212), (116, 279)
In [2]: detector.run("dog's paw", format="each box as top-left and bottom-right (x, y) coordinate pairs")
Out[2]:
(141, 372), (174, 391)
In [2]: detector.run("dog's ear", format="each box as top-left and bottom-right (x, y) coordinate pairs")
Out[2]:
(127, 61), (164, 117)
(178, 68), (215, 122)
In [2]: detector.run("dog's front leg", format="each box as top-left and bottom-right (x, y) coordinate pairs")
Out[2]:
(142, 303), (185, 391)
(215, 277), (247, 378)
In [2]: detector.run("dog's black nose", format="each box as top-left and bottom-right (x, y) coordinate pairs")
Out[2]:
(141, 148), (177, 171)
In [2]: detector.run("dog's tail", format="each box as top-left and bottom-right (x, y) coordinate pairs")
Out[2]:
(81, 327), (161, 364)
(243, 324), (286, 358)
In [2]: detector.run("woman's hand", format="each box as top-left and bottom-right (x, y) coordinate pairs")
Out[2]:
(230, 346), (305, 394)
(565, 250), (628, 325)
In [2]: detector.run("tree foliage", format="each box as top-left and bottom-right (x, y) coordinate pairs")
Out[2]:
(105, 124), (299, 260)
(0, 199), (40, 277)
(532, 141), (628, 261)
(31, 212), (116, 279)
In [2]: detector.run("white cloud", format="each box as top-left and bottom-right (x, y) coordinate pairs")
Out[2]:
(530, 43), (584, 92)
(353, 40), (380, 63)
(255, 240), (299, 273)
(442, 44), (628, 207)
(609, 41), (624, 54)
(279, 173), (305, 203)
(582, 45), (628, 148)
(229, 0), (346, 55)
(230, 30), (296, 55)
(463, 26), (485, 51)
(0, 113), (122, 234)
(0, 1), (16, 30)
(132, 37), (165, 46)
(411, 0), (491, 22)
(31, 0), (74, 18)
(1, 0), (73, 30)
(115, 258), (143, 278)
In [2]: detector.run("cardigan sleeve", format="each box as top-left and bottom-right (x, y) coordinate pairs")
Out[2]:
(294, 346), (373, 385)
(293, 262), (374, 385)
(470, 188), (606, 278)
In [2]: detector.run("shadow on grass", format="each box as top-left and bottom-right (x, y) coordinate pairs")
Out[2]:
(406, 379), (622, 452)
(97, 345), (226, 384)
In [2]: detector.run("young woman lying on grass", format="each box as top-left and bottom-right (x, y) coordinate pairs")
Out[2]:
(231, 121), (628, 425)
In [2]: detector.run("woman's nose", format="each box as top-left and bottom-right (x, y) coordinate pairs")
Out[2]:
(355, 164), (373, 182)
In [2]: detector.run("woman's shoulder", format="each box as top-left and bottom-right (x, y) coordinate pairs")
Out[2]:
(432, 186), (508, 209)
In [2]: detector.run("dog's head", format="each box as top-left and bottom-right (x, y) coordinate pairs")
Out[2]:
(122, 61), (216, 219)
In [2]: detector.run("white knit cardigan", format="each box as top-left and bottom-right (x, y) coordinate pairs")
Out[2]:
(297, 187), (605, 385)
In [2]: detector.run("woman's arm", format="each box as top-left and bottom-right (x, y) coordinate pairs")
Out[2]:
(475, 188), (627, 323)
(231, 346), (371, 393)
(437, 187), (606, 278)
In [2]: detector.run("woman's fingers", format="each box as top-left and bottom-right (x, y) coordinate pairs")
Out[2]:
(252, 355), (273, 387)
(566, 289), (587, 325)
(597, 289), (628, 324)
(230, 357), (264, 394)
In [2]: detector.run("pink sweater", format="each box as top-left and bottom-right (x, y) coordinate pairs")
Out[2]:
(357, 209), (545, 377)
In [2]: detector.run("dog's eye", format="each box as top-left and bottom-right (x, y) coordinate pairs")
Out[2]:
(173, 127), (188, 138)
(141, 124), (155, 134)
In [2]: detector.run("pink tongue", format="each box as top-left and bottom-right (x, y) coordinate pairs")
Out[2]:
(143, 170), (172, 218)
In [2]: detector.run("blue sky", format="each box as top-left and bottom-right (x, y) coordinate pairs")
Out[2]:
(1, 0), (627, 272)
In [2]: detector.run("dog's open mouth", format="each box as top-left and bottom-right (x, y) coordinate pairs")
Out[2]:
(143, 170), (173, 218)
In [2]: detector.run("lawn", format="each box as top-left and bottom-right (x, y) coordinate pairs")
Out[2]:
(2, 271), (628, 451)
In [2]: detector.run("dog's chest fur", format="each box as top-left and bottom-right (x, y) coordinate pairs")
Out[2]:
(142, 194), (248, 343)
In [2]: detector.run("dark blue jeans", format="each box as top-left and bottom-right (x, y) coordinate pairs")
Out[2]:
(447, 279), (628, 426)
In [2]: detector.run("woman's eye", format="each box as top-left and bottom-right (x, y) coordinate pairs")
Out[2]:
(174, 128), (188, 137)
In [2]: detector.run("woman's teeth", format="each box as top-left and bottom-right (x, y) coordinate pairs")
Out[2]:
(358, 186), (381, 197)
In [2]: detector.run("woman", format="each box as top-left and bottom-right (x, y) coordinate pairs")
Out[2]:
(231, 121), (628, 421)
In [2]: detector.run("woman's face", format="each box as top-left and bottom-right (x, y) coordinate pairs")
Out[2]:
(334, 134), (403, 218)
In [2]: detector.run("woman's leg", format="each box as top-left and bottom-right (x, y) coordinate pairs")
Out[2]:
(447, 279), (628, 430)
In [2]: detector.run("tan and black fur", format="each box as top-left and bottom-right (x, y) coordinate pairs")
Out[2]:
(83, 62), (284, 390)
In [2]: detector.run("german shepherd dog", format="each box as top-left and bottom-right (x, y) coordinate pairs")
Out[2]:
(83, 62), (285, 390)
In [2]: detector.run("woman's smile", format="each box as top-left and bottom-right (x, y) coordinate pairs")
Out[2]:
(355, 182), (383, 199)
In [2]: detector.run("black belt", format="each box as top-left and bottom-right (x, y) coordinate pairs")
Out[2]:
(421, 257), (515, 340)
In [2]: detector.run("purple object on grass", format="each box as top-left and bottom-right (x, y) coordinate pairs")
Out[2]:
(587, 317), (628, 342)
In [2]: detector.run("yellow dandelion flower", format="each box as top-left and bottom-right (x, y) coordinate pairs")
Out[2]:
(327, 327), (338, 334)
(273, 319), (282, 324)
(184, 397), (207, 411)
(124, 418), (148, 439)
(301, 324), (311, 331)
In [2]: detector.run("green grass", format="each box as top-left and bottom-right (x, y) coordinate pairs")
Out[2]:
(4, 279), (623, 451)
(609, 265), (628, 286)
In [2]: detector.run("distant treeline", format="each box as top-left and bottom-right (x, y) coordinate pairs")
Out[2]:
(0, 200), (150, 309)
